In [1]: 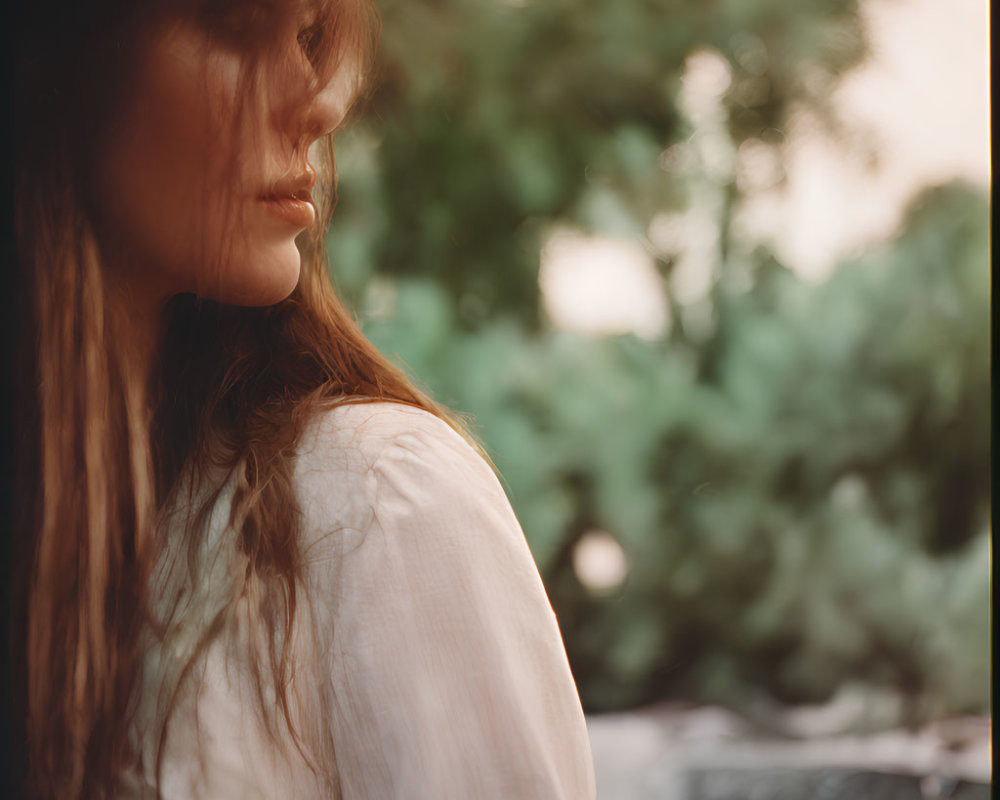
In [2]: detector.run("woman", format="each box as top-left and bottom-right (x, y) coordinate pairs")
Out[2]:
(10, 0), (596, 797)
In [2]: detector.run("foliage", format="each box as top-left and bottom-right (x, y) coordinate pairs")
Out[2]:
(332, 0), (867, 324)
(326, 0), (989, 720)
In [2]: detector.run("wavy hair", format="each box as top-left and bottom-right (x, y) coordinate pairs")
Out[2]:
(11, 1), (467, 796)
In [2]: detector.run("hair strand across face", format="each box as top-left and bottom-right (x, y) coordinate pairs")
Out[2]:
(10, 1), (482, 797)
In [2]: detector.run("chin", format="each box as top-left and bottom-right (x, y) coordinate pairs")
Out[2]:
(205, 241), (302, 307)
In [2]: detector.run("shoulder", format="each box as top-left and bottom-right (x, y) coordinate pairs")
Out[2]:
(294, 400), (489, 495)
(292, 403), (596, 798)
(296, 399), (480, 471)
(292, 400), (501, 555)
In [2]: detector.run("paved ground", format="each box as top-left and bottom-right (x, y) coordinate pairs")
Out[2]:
(586, 703), (990, 799)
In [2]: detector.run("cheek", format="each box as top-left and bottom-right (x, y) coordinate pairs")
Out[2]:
(98, 32), (229, 284)
(96, 25), (302, 306)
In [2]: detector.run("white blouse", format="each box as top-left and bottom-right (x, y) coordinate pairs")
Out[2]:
(124, 401), (596, 799)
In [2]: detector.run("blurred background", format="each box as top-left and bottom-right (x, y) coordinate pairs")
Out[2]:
(328, 0), (990, 795)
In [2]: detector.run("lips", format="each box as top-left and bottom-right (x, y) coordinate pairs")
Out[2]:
(259, 168), (317, 228)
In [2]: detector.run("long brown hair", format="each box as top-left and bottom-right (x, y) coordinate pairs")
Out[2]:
(12, 1), (467, 796)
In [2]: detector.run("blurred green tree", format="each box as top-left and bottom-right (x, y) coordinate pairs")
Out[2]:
(326, 0), (989, 721)
(331, 0), (867, 323)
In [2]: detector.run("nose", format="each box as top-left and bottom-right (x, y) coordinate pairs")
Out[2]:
(277, 40), (356, 149)
(302, 68), (353, 143)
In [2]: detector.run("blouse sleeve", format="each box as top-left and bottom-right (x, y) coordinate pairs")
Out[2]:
(295, 404), (596, 800)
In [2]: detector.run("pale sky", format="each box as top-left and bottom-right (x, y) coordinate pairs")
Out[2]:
(741, 0), (991, 281)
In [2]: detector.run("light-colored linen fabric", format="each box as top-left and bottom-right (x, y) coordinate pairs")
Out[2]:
(123, 401), (596, 799)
